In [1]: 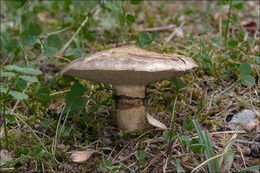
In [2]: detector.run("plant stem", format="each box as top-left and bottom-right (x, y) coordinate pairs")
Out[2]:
(2, 74), (20, 151)
(225, 0), (233, 45)
(219, 10), (222, 38)
(170, 94), (178, 133)
(2, 98), (9, 150)
(166, 94), (178, 156)
(57, 11), (91, 56)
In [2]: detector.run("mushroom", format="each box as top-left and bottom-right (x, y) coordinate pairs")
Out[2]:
(61, 46), (198, 132)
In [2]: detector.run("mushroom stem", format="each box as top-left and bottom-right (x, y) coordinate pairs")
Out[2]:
(113, 84), (146, 132)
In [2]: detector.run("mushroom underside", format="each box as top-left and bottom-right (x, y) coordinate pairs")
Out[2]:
(63, 70), (185, 85)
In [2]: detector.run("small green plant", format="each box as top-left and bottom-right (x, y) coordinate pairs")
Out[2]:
(104, 1), (136, 44)
(0, 146), (45, 168)
(163, 77), (188, 156)
(1, 65), (42, 150)
(192, 120), (236, 173)
(99, 160), (119, 172)
(135, 150), (146, 171)
(239, 62), (255, 86)
(136, 31), (157, 49)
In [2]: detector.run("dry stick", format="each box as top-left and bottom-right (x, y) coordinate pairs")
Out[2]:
(50, 89), (70, 96)
(235, 142), (247, 169)
(56, 13), (90, 56)
(166, 22), (185, 43)
(54, 55), (72, 62)
(236, 139), (260, 145)
(137, 24), (175, 32)
(163, 157), (169, 173)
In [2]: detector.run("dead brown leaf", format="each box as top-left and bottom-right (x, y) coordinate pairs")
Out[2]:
(0, 150), (13, 162)
(70, 151), (95, 163)
(146, 113), (168, 130)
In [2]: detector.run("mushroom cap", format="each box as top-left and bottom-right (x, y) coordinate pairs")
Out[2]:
(61, 46), (198, 85)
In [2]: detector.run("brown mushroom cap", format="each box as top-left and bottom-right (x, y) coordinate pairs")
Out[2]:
(61, 46), (198, 85)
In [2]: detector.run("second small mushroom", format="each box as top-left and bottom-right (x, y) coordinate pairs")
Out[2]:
(62, 46), (197, 132)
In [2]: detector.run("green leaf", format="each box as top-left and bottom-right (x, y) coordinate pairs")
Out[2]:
(64, 47), (74, 56)
(65, 83), (86, 111)
(130, 0), (143, 5)
(179, 135), (189, 146)
(9, 91), (28, 100)
(189, 138), (204, 154)
(172, 77), (188, 91)
(4, 39), (19, 54)
(29, 23), (42, 36)
(137, 31), (151, 49)
(100, 160), (112, 171)
(255, 56), (260, 64)
(5, 65), (42, 75)
(126, 13), (135, 23)
(239, 62), (251, 75)
(15, 79), (27, 91)
(7, 0), (26, 9)
(20, 30), (38, 45)
(229, 50), (239, 59)
(135, 150), (146, 162)
(33, 146), (45, 156)
(227, 39), (238, 48)
(184, 8), (193, 15)
(232, 0), (246, 10)
(151, 31), (157, 41)
(47, 34), (61, 49)
(241, 75), (255, 86)
(6, 114), (15, 123)
(73, 48), (84, 59)
(219, 134), (236, 172)
(66, 95), (85, 111)
(209, 37), (223, 49)
(19, 75), (38, 83)
(183, 119), (194, 130)
(34, 87), (51, 104)
(40, 119), (52, 128)
(0, 72), (15, 77)
(163, 130), (175, 143)
(239, 165), (260, 173)
(0, 159), (6, 167)
(175, 159), (183, 173)
(189, 138), (200, 145)
(190, 143), (205, 153)
(70, 82), (86, 97)
(43, 46), (58, 57)
(139, 150), (146, 161)
(85, 32), (96, 42)
(0, 86), (8, 93)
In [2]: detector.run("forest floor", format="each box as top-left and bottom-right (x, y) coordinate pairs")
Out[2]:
(0, 1), (259, 172)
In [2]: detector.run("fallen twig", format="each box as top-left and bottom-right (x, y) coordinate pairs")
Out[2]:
(137, 24), (175, 32)
(166, 22), (185, 43)
(56, 9), (95, 56)
(236, 142), (247, 168)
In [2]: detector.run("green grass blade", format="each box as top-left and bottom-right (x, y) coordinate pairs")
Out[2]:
(238, 165), (260, 173)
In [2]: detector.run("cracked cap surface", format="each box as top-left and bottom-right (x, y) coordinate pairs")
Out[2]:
(61, 46), (198, 85)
